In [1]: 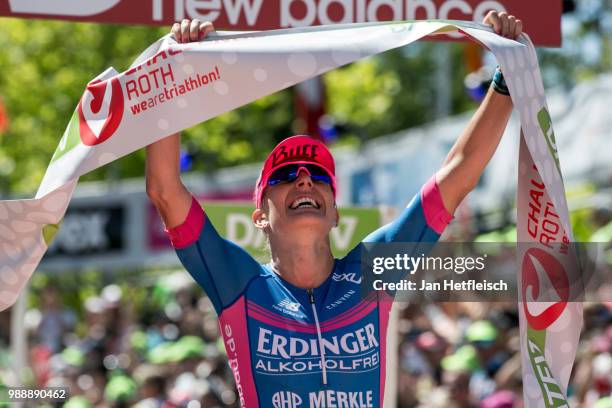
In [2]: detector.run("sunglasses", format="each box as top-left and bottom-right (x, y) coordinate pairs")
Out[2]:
(267, 164), (332, 186)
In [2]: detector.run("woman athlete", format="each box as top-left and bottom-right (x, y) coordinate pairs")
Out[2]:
(146, 11), (522, 407)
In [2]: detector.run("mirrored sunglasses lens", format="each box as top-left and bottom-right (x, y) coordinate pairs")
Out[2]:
(305, 165), (332, 184)
(304, 164), (326, 177)
(268, 165), (298, 185)
(268, 164), (332, 186)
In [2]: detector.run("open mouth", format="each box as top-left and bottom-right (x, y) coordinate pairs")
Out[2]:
(289, 197), (321, 210)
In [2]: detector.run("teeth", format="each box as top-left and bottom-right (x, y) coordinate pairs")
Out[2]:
(290, 197), (318, 209)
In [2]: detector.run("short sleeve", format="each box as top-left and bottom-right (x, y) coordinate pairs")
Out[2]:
(165, 197), (261, 314)
(363, 174), (453, 244)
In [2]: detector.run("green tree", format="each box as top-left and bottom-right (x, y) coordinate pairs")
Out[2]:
(0, 19), (167, 194)
(3, 16), (604, 196)
(0, 19), (471, 196)
(325, 42), (473, 141)
(0, 18), (298, 195)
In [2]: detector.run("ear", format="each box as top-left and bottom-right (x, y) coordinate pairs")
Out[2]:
(252, 208), (269, 230)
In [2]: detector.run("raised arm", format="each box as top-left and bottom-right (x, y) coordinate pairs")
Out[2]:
(436, 11), (522, 214)
(146, 20), (262, 315)
(146, 20), (215, 228)
(146, 133), (192, 227)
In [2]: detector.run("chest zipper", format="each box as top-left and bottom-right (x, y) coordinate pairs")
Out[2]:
(308, 289), (328, 385)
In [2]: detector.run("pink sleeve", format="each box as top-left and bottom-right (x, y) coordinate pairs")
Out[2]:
(420, 174), (453, 234)
(165, 196), (206, 249)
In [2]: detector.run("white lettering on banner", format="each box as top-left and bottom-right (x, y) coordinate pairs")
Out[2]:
(473, 1), (506, 23)
(154, 0), (263, 24)
(406, 0), (435, 20)
(272, 391), (303, 408)
(280, 0), (317, 28)
(149, 0), (505, 28)
(319, 0), (354, 24)
(49, 212), (110, 253)
(226, 213), (266, 248)
(309, 390), (374, 408)
(166, 0), (222, 21)
(256, 324), (378, 357)
(280, 0), (505, 27)
(367, 0), (402, 21)
(8, 0), (121, 16)
(188, 0), (221, 21)
(330, 216), (357, 251)
(224, 324), (246, 407)
(224, 0), (264, 24)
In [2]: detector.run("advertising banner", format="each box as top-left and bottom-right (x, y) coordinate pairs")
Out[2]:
(45, 204), (124, 257)
(0, 20), (577, 406)
(148, 200), (381, 259)
(0, 0), (561, 46)
(32, 189), (379, 269)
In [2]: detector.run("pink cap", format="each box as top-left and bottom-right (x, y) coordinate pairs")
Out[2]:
(255, 135), (336, 208)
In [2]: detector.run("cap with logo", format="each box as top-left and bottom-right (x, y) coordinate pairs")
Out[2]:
(255, 135), (336, 208)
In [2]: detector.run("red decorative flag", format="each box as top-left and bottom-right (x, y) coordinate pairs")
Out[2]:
(0, 97), (8, 134)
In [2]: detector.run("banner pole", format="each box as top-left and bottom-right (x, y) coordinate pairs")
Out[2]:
(10, 287), (28, 388)
(383, 303), (399, 407)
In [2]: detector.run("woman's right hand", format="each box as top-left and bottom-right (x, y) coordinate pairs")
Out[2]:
(171, 19), (215, 43)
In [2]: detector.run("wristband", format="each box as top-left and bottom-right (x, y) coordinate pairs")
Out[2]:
(491, 66), (510, 96)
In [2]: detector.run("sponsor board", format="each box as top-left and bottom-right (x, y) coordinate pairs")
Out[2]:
(34, 188), (379, 271)
(1, 0), (560, 46)
(44, 204), (124, 257)
(148, 200), (381, 259)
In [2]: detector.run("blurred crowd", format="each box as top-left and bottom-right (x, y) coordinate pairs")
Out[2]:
(394, 302), (611, 407)
(0, 275), (238, 408)
(0, 268), (610, 408)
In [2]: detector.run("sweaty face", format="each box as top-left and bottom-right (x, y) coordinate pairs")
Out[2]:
(259, 169), (337, 236)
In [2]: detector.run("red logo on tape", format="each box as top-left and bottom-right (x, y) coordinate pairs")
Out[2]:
(78, 78), (124, 146)
(521, 247), (569, 330)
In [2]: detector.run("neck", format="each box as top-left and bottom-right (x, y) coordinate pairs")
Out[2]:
(269, 234), (334, 289)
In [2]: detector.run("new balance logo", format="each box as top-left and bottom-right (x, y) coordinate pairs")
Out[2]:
(278, 299), (301, 312)
(9, 0), (121, 16)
